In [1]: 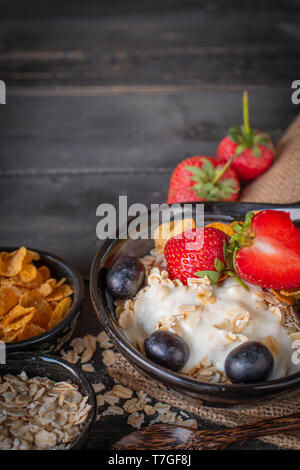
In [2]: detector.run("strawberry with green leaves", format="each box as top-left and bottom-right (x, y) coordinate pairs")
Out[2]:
(167, 155), (240, 204)
(217, 92), (275, 183)
(164, 226), (243, 286)
(164, 209), (300, 292)
(227, 210), (300, 290)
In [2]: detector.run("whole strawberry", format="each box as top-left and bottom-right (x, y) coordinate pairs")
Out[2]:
(228, 210), (300, 290)
(217, 92), (275, 183)
(167, 156), (240, 204)
(164, 227), (228, 285)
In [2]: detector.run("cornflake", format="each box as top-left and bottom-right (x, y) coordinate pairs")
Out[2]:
(0, 247), (73, 343)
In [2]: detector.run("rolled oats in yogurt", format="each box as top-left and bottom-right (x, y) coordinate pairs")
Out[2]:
(108, 214), (300, 385)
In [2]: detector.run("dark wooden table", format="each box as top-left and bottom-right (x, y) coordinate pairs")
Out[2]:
(0, 0), (299, 450)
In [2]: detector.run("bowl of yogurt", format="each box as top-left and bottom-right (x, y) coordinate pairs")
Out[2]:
(90, 201), (300, 406)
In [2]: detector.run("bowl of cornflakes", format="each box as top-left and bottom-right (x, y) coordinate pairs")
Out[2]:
(0, 246), (84, 353)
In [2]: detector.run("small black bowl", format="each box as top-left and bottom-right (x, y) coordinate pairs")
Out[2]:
(1, 247), (84, 354)
(90, 201), (300, 406)
(0, 353), (96, 449)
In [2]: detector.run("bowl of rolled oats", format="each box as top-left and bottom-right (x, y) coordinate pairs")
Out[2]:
(0, 353), (96, 450)
(90, 201), (300, 406)
(0, 247), (84, 353)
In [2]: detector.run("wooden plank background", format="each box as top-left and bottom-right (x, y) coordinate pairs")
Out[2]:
(0, 0), (299, 450)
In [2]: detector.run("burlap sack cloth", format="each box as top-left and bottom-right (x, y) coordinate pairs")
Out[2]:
(109, 115), (300, 449)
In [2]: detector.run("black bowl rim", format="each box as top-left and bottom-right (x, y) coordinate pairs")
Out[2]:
(90, 201), (300, 397)
(1, 352), (97, 449)
(1, 247), (85, 350)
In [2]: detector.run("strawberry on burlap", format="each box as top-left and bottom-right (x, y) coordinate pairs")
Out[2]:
(241, 114), (300, 203)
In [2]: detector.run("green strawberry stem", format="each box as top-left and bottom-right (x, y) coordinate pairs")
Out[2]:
(243, 90), (250, 134)
(228, 91), (273, 157)
(227, 270), (249, 291)
(209, 92), (254, 183)
(211, 154), (235, 185)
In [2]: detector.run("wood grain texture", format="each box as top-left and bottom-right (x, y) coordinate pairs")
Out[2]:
(0, 0), (299, 450)
(0, 173), (168, 277)
(113, 415), (300, 450)
(0, 91), (295, 172)
(0, 1), (299, 88)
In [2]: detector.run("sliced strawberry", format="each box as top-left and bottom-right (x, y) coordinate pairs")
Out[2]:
(232, 210), (300, 289)
(164, 227), (228, 285)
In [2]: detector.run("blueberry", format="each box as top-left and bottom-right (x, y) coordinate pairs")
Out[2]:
(106, 256), (145, 299)
(225, 341), (274, 384)
(144, 330), (190, 372)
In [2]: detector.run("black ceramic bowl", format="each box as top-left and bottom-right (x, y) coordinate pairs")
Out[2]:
(90, 201), (300, 406)
(0, 353), (96, 449)
(1, 247), (84, 354)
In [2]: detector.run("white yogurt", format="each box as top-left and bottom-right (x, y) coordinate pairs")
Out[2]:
(124, 277), (296, 379)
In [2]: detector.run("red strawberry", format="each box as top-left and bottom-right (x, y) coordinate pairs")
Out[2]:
(229, 210), (300, 290)
(164, 227), (228, 285)
(167, 156), (240, 204)
(217, 92), (275, 183)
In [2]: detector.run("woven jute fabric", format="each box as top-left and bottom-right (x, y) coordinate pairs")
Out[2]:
(108, 117), (300, 449)
(241, 114), (300, 203)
